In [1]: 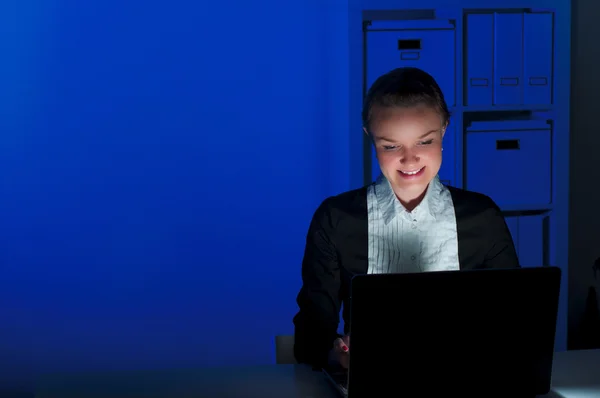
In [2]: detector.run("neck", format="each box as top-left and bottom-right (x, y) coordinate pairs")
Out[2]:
(394, 185), (428, 212)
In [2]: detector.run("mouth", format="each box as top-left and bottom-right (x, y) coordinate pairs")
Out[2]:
(398, 166), (425, 178)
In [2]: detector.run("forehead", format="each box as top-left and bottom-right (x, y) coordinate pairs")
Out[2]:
(370, 106), (442, 138)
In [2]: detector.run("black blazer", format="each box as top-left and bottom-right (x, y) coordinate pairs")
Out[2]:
(292, 185), (520, 368)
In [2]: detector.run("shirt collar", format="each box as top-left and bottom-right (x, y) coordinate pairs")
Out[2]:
(374, 174), (444, 224)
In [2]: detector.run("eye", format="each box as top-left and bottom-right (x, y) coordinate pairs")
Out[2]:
(418, 139), (434, 145)
(382, 145), (398, 150)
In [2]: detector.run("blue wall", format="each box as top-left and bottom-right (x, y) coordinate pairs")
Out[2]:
(0, 0), (342, 388)
(0, 0), (571, 391)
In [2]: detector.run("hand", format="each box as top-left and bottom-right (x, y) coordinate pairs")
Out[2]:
(329, 335), (350, 369)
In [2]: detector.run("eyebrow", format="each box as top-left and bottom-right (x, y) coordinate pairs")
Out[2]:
(376, 129), (439, 142)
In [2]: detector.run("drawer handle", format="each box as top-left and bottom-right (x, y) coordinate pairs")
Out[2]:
(496, 139), (520, 150)
(398, 39), (421, 50)
(400, 51), (420, 60)
(470, 78), (489, 87)
(500, 77), (519, 86)
(529, 77), (548, 86)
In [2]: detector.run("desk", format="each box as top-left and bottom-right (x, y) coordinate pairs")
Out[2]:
(36, 349), (600, 398)
(550, 349), (600, 398)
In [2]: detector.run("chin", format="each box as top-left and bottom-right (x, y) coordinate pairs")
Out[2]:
(389, 173), (433, 191)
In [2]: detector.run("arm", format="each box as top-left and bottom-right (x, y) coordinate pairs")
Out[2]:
(293, 199), (342, 368)
(482, 198), (520, 269)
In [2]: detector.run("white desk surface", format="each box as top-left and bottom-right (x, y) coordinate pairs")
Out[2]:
(36, 349), (600, 398)
(546, 349), (600, 398)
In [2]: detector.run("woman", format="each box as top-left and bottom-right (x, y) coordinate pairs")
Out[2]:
(293, 67), (519, 369)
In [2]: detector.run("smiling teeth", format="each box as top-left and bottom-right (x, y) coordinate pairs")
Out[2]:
(401, 168), (422, 175)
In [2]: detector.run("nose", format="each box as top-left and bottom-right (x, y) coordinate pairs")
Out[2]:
(399, 147), (420, 165)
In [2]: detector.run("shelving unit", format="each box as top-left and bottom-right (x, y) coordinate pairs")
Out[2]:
(361, 7), (568, 351)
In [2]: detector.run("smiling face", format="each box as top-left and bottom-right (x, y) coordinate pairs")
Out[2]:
(367, 104), (446, 208)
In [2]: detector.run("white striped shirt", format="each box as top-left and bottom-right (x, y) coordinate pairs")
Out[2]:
(367, 174), (460, 274)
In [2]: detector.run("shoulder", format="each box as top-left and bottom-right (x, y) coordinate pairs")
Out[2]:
(311, 187), (368, 229)
(447, 185), (500, 211)
(446, 185), (502, 219)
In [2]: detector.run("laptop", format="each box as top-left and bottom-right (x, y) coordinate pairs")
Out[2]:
(323, 267), (562, 397)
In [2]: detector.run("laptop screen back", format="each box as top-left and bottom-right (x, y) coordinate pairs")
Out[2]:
(347, 267), (561, 397)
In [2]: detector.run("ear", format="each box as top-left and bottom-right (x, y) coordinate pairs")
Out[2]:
(441, 122), (449, 138)
(363, 127), (369, 137)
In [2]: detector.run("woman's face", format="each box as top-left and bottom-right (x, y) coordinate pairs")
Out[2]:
(367, 105), (446, 204)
